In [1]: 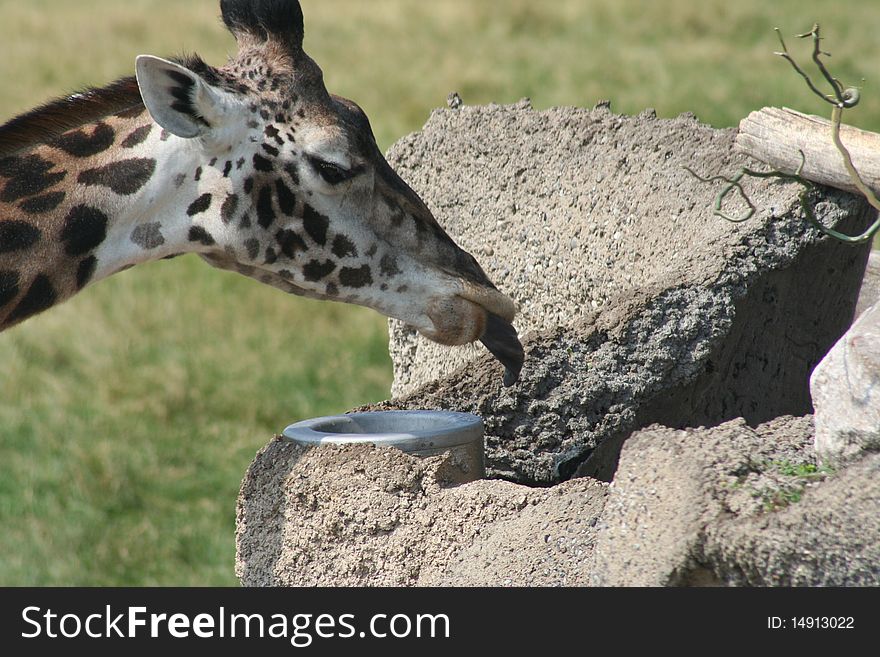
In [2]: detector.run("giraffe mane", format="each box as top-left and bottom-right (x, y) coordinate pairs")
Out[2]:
(0, 75), (144, 158)
(0, 55), (223, 159)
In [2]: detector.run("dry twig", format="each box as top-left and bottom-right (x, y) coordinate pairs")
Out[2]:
(688, 24), (880, 244)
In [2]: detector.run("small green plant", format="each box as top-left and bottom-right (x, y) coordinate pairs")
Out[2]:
(751, 459), (835, 511)
(770, 459), (835, 478)
(762, 486), (805, 511)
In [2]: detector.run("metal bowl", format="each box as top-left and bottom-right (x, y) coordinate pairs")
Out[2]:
(282, 410), (485, 480)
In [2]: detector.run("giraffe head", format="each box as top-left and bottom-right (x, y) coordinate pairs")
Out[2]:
(133, 0), (523, 383)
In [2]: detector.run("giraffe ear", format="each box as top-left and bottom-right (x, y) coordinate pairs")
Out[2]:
(135, 55), (232, 139)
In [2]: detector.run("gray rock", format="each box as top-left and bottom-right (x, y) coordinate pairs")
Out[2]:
(592, 416), (880, 586)
(810, 299), (880, 463)
(857, 250), (880, 315)
(376, 101), (873, 484)
(235, 439), (607, 587)
(237, 102), (878, 586)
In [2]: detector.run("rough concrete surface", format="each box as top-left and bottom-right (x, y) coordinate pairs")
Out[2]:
(378, 100), (873, 484)
(236, 439), (607, 587)
(237, 416), (879, 587)
(593, 416), (880, 586)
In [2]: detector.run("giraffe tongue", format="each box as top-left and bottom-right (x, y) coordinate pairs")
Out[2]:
(480, 313), (525, 387)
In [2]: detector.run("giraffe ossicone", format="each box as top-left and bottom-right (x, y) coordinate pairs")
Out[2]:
(0, 0), (524, 385)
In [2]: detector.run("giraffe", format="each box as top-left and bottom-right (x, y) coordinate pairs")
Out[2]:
(0, 0), (524, 385)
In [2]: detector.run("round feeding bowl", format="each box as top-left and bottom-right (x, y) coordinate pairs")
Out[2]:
(282, 410), (485, 481)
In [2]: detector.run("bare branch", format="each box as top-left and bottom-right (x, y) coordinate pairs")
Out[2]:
(689, 24), (879, 244)
(774, 27), (834, 105)
(774, 25), (860, 108)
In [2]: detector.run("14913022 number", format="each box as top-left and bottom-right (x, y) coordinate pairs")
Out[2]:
(791, 617), (854, 629)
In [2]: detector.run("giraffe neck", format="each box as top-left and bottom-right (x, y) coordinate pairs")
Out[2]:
(0, 108), (220, 331)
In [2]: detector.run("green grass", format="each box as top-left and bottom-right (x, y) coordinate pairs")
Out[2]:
(0, 259), (391, 584)
(1, 0), (878, 585)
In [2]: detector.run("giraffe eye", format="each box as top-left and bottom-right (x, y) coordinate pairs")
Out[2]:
(309, 157), (353, 185)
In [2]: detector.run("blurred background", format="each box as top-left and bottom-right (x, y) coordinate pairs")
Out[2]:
(1, 0), (877, 585)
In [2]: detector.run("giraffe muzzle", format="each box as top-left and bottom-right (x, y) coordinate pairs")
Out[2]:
(459, 283), (524, 386)
(419, 284), (523, 386)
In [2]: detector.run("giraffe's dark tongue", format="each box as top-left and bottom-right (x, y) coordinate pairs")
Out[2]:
(480, 313), (525, 387)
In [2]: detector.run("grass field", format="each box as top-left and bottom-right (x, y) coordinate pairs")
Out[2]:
(1, 0), (878, 585)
